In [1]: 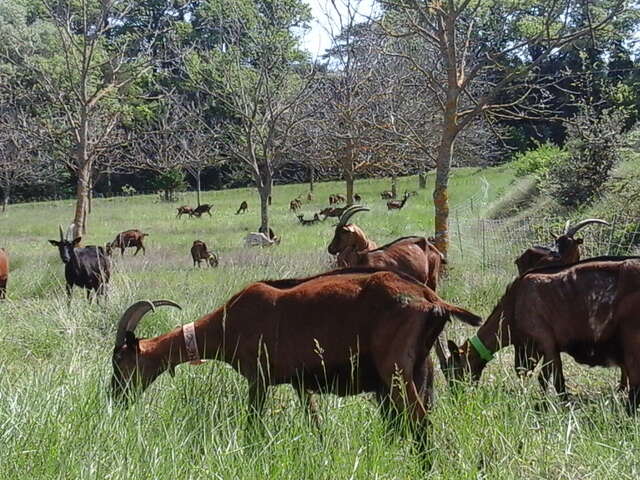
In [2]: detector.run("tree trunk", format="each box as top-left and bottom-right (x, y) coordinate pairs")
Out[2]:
(391, 174), (397, 198)
(258, 183), (271, 234)
(309, 166), (314, 192)
(196, 169), (201, 206)
(88, 175), (93, 214)
(2, 184), (9, 212)
(433, 130), (456, 256)
(346, 175), (354, 205)
(107, 168), (112, 197)
(72, 161), (91, 237)
(419, 170), (427, 189)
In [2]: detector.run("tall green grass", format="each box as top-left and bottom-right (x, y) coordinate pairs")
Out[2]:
(2, 166), (638, 479)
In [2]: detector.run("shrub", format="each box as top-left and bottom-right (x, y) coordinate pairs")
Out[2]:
(511, 142), (567, 181)
(544, 107), (624, 208)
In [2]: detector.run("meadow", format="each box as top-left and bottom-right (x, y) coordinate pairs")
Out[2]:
(1, 165), (638, 479)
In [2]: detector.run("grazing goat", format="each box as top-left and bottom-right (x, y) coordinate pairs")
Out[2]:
(236, 201), (248, 214)
(327, 206), (377, 267)
(307, 192), (313, 202)
(515, 218), (609, 274)
(176, 205), (194, 218)
(387, 192), (411, 210)
(354, 193), (362, 202)
(49, 225), (110, 301)
(297, 213), (320, 226)
(445, 256), (640, 414)
(319, 206), (348, 219)
(0, 248), (8, 300)
(192, 204), (213, 218)
(110, 269), (481, 453)
(106, 229), (148, 256)
(191, 240), (219, 268)
(380, 190), (395, 200)
(290, 199), (302, 212)
(329, 194), (346, 205)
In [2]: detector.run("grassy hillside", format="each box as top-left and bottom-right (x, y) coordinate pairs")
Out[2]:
(1, 164), (638, 479)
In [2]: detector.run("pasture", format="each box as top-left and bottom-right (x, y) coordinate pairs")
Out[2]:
(1, 166), (638, 479)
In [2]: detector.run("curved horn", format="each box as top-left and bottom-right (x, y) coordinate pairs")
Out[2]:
(337, 205), (370, 227)
(114, 300), (182, 349)
(59, 225), (64, 241)
(564, 218), (610, 237)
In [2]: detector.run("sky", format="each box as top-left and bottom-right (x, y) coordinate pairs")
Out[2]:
(299, 0), (377, 58)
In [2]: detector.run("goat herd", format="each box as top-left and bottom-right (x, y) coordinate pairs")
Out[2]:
(2, 190), (638, 463)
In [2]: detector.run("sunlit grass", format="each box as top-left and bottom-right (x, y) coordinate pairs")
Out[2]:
(2, 165), (638, 479)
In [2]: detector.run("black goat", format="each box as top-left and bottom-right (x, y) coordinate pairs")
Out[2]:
(49, 225), (111, 301)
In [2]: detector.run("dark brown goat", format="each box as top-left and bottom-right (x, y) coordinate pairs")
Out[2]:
(354, 193), (362, 202)
(176, 205), (194, 218)
(445, 256), (640, 414)
(319, 206), (349, 219)
(111, 269), (481, 449)
(0, 248), (8, 299)
(515, 218), (609, 274)
(387, 192), (410, 210)
(236, 201), (248, 214)
(297, 213), (320, 226)
(192, 204), (213, 218)
(106, 230), (148, 256)
(190, 240), (218, 268)
(290, 199), (302, 212)
(49, 225), (110, 301)
(380, 190), (395, 200)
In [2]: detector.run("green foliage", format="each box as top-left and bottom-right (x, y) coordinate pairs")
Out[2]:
(150, 168), (187, 197)
(511, 142), (567, 182)
(545, 107), (624, 207)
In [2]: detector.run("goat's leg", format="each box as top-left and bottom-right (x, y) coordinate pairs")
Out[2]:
(619, 367), (629, 392)
(538, 347), (566, 399)
(134, 246), (141, 256)
(66, 284), (73, 304)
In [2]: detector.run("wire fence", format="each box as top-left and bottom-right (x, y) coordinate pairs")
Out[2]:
(438, 175), (640, 275)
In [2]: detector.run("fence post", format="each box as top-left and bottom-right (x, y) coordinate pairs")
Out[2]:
(481, 219), (486, 272)
(456, 211), (464, 261)
(606, 215), (618, 256)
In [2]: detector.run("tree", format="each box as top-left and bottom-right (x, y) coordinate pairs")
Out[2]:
(0, 108), (47, 211)
(184, 0), (314, 233)
(0, 0), (166, 236)
(381, 0), (623, 254)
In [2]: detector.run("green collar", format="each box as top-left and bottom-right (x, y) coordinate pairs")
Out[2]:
(469, 336), (493, 362)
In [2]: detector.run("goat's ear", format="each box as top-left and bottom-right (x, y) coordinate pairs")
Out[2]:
(576, 238), (584, 245)
(72, 237), (82, 246)
(48, 240), (60, 246)
(447, 340), (462, 358)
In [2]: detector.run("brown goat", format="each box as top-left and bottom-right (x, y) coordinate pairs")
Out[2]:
(327, 206), (377, 267)
(192, 204), (213, 218)
(515, 218), (609, 274)
(106, 230), (148, 256)
(190, 240), (218, 267)
(307, 192), (313, 202)
(0, 248), (8, 299)
(445, 256), (640, 414)
(387, 192), (411, 210)
(236, 201), (248, 214)
(354, 193), (362, 202)
(176, 205), (194, 218)
(110, 269), (481, 450)
(290, 199), (302, 212)
(380, 190), (395, 200)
